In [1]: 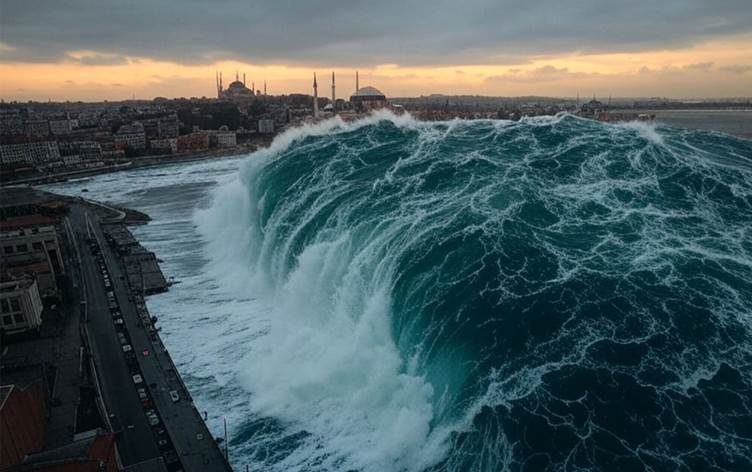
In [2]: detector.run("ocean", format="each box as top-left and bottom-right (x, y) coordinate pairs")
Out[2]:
(45, 112), (752, 471)
(634, 109), (752, 140)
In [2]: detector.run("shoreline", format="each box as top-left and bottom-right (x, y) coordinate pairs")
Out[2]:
(0, 185), (231, 470)
(4, 108), (750, 188)
(75, 191), (231, 470)
(3, 146), (255, 186)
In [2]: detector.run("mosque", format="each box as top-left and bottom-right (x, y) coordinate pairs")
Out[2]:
(216, 71), (255, 100)
(311, 71), (389, 118)
(349, 72), (387, 111)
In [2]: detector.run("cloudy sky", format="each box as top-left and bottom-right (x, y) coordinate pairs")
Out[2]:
(1, 0), (751, 100)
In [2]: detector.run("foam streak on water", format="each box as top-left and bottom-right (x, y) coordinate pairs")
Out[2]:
(46, 112), (752, 471)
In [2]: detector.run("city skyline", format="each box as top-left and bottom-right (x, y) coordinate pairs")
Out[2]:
(1, 0), (751, 101)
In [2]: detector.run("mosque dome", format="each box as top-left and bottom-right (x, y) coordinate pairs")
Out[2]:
(228, 80), (247, 90)
(352, 86), (386, 98)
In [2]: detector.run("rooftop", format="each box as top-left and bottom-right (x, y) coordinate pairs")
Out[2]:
(16, 430), (115, 470)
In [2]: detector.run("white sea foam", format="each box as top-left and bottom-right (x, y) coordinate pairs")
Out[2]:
(194, 112), (458, 471)
(616, 120), (665, 145)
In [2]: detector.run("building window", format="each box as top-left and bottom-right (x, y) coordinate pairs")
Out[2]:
(0, 299), (8, 313)
(10, 299), (20, 312)
(2, 315), (12, 326)
(13, 313), (24, 324)
(3, 246), (13, 254)
(16, 244), (28, 252)
(33, 242), (43, 250)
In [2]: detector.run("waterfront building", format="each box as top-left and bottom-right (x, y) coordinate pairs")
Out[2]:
(114, 122), (146, 149)
(350, 86), (388, 111)
(0, 142), (61, 167)
(177, 130), (209, 152)
(0, 274), (44, 335)
(58, 141), (103, 167)
(62, 154), (82, 167)
(149, 138), (178, 154)
(210, 127), (237, 148)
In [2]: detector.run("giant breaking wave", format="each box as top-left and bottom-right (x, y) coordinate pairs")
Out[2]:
(197, 112), (752, 471)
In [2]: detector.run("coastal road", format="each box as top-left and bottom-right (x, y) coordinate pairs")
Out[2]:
(82, 205), (230, 471)
(68, 204), (165, 468)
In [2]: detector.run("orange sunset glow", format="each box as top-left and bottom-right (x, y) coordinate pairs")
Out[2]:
(1, 34), (751, 101)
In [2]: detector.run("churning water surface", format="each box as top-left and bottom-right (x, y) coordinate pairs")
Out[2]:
(47, 112), (752, 471)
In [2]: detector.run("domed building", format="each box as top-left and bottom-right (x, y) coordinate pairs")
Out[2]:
(216, 71), (254, 100)
(349, 72), (388, 111)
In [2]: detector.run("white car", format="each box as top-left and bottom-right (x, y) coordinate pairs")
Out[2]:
(169, 390), (179, 403)
(122, 344), (132, 353)
(132, 374), (143, 384)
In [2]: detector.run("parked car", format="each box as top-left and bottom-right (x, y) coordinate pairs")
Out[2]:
(146, 410), (160, 426)
(114, 317), (124, 325)
(132, 374), (143, 384)
(137, 388), (147, 401)
(163, 450), (178, 464)
(122, 344), (132, 353)
(169, 390), (179, 403)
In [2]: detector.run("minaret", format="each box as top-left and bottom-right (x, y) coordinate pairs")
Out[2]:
(331, 72), (336, 110)
(219, 72), (223, 95)
(236, 70), (239, 82)
(313, 73), (319, 118)
(355, 70), (359, 94)
(252, 82), (255, 96)
(216, 71), (219, 98)
(243, 73), (246, 86)
(264, 80), (267, 96)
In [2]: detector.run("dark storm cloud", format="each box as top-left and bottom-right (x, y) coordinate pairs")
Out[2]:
(1, 0), (750, 65)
